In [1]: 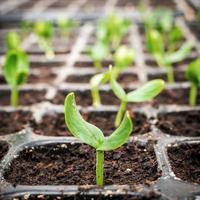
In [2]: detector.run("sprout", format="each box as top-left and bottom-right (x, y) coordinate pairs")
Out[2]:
(97, 14), (131, 49)
(109, 66), (164, 127)
(88, 42), (109, 70)
(185, 58), (200, 106)
(64, 92), (133, 187)
(3, 50), (29, 107)
(147, 29), (193, 83)
(90, 46), (135, 107)
(6, 31), (21, 50)
(34, 21), (54, 59)
(57, 16), (78, 37)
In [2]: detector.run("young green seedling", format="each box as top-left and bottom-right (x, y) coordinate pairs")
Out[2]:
(90, 46), (135, 106)
(57, 16), (78, 37)
(109, 66), (164, 127)
(3, 50), (29, 107)
(185, 58), (200, 106)
(64, 92), (133, 187)
(88, 42), (109, 70)
(6, 31), (21, 50)
(97, 14), (131, 49)
(34, 21), (54, 59)
(147, 29), (193, 83)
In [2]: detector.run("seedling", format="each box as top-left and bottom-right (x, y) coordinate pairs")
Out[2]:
(65, 92), (133, 187)
(185, 58), (200, 106)
(147, 29), (193, 83)
(34, 21), (54, 59)
(88, 42), (109, 70)
(57, 16), (78, 37)
(6, 31), (21, 50)
(3, 50), (29, 107)
(90, 46), (135, 106)
(97, 14), (131, 49)
(109, 66), (164, 127)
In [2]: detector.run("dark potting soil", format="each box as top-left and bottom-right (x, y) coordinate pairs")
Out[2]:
(149, 0), (176, 8)
(65, 73), (139, 85)
(187, 22), (200, 41)
(153, 88), (200, 106)
(0, 141), (9, 161)
(14, 193), (161, 200)
(52, 90), (120, 106)
(4, 141), (161, 186)
(0, 110), (34, 135)
(116, 0), (141, 7)
(30, 60), (65, 69)
(148, 71), (186, 83)
(167, 143), (200, 184)
(156, 110), (200, 137)
(32, 111), (150, 137)
(74, 60), (114, 68)
(0, 90), (47, 106)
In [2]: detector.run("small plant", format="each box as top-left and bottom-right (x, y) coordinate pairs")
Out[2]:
(147, 29), (193, 83)
(109, 66), (164, 127)
(64, 92), (133, 187)
(6, 31), (21, 50)
(185, 58), (200, 106)
(90, 46), (135, 106)
(33, 21), (54, 59)
(88, 42), (109, 70)
(3, 50), (29, 107)
(97, 14), (131, 49)
(57, 16), (78, 37)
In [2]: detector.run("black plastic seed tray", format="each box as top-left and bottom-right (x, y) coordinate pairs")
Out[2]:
(0, 0), (200, 198)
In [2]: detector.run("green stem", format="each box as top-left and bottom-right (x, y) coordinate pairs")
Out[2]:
(92, 87), (101, 107)
(189, 84), (197, 106)
(94, 60), (102, 71)
(166, 66), (174, 83)
(11, 86), (18, 107)
(96, 150), (104, 187)
(115, 101), (127, 127)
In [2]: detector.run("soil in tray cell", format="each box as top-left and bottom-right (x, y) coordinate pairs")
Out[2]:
(148, 71), (186, 83)
(65, 73), (139, 86)
(20, 193), (161, 200)
(152, 88), (200, 106)
(0, 110), (34, 135)
(30, 60), (65, 69)
(187, 22), (200, 41)
(32, 111), (150, 136)
(0, 141), (9, 161)
(74, 60), (114, 68)
(156, 110), (200, 137)
(52, 90), (120, 106)
(149, 0), (176, 8)
(0, 89), (47, 106)
(168, 143), (200, 184)
(4, 141), (161, 185)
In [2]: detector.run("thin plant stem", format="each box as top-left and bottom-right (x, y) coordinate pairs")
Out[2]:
(11, 85), (18, 107)
(92, 87), (101, 107)
(94, 60), (102, 71)
(166, 65), (174, 83)
(96, 150), (104, 187)
(189, 84), (197, 106)
(115, 101), (127, 127)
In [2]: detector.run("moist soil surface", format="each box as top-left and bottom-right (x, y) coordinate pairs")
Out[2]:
(0, 111), (34, 135)
(0, 141), (9, 161)
(168, 143), (200, 184)
(33, 111), (150, 136)
(65, 73), (139, 86)
(4, 141), (161, 186)
(0, 90), (47, 106)
(156, 110), (200, 137)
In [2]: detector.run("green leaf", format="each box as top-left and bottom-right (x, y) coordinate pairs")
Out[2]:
(114, 45), (135, 70)
(185, 58), (200, 86)
(146, 29), (164, 55)
(165, 41), (193, 65)
(97, 112), (133, 151)
(168, 26), (183, 44)
(34, 21), (53, 39)
(109, 66), (126, 101)
(126, 79), (164, 102)
(6, 32), (21, 50)
(64, 93), (105, 149)
(90, 71), (110, 88)
(3, 50), (29, 87)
